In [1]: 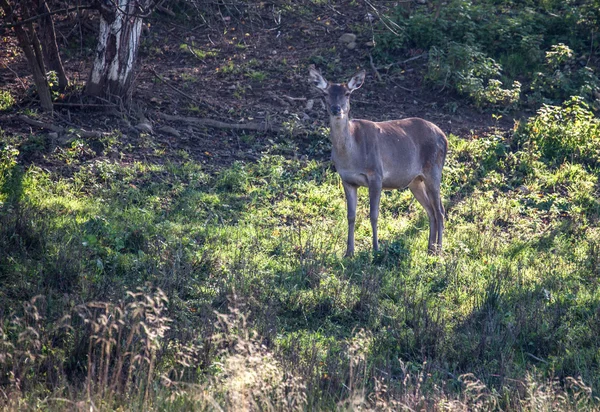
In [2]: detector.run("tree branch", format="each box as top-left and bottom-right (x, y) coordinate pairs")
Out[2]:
(157, 112), (284, 134)
(19, 115), (105, 138)
(0, 5), (94, 29)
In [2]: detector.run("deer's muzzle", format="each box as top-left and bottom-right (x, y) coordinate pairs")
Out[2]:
(330, 105), (342, 116)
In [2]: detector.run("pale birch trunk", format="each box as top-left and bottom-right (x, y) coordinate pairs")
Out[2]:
(85, 0), (150, 102)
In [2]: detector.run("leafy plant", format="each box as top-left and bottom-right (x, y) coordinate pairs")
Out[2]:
(427, 42), (521, 109)
(0, 91), (15, 111)
(520, 96), (600, 168)
(374, 0), (600, 110)
(530, 44), (600, 109)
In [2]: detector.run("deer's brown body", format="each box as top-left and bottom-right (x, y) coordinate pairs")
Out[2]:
(309, 67), (447, 256)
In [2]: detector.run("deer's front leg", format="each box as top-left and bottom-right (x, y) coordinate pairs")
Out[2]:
(342, 181), (357, 257)
(368, 179), (382, 252)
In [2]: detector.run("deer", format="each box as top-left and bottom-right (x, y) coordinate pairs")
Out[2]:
(308, 66), (448, 257)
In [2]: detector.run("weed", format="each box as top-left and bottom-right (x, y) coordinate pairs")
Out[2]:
(246, 70), (267, 82)
(180, 43), (218, 60)
(0, 91), (15, 111)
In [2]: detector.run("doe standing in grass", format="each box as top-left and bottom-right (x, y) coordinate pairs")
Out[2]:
(308, 66), (448, 256)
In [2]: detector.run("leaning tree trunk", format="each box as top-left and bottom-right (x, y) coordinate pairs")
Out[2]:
(38, 0), (69, 90)
(85, 0), (151, 102)
(0, 0), (53, 112)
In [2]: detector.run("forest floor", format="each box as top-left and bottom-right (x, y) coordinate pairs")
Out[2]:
(0, 1), (518, 173)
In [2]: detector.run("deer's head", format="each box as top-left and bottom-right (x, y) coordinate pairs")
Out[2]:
(309, 66), (365, 119)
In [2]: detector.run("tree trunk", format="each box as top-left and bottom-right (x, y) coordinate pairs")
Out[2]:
(37, 0), (69, 90)
(85, 0), (151, 103)
(0, 0), (53, 112)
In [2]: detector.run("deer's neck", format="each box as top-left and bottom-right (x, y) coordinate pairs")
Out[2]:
(329, 116), (353, 157)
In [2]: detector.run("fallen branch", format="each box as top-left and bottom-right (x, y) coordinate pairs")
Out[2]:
(376, 52), (429, 71)
(148, 66), (219, 115)
(19, 115), (105, 138)
(157, 5), (175, 17)
(157, 112), (286, 134)
(19, 115), (63, 133)
(282, 95), (307, 102)
(53, 102), (118, 108)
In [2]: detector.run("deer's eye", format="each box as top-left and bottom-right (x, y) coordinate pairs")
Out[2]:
(345, 92), (351, 97)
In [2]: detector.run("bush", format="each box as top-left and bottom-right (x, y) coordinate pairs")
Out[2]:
(520, 96), (600, 168)
(427, 42), (521, 109)
(374, 0), (600, 110)
(530, 43), (600, 109)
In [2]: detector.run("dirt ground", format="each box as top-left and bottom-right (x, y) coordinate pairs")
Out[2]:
(0, 1), (518, 172)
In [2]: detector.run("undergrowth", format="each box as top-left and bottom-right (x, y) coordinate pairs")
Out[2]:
(374, 0), (600, 110)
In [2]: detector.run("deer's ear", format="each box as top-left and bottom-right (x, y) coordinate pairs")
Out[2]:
(309, 66), (328, 91)
(347, 70), (366, 92)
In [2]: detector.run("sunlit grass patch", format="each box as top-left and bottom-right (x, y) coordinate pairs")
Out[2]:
(2, 96), (600, 408)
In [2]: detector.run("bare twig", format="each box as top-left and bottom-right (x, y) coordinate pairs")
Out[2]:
(156, 5), (175, 17)
(104, 0), (167, 19)
(282, 95), (307, 102)
(52, 102), (119, 108)
(369, 54), (382, 82)
(399, 53), (429, 65)
(1, 62), (26, 90)
(364, 0), (403, 36)
(390, 80), (416, 93)
(526, 352), (548, 364)
(0, 5), (94, 29)
(376, 52), (429, 71)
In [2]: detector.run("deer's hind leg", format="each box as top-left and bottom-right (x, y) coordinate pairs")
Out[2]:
(408, 177), (438, 253)
(423, 177), (444, 254)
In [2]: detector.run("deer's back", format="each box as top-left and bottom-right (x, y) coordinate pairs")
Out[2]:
(348, 117), (447, 188)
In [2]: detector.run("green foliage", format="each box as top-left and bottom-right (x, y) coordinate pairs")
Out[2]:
(246, 70), (267, 82)
(519, 96), (600, 168)
(530, 44), (600, 109)
(180, 43), (218, 60)
(215, 161), (248, 192)
(427, 42), (521, 109)
(375, 0), (600, 110)
(0, 91), (15, 111)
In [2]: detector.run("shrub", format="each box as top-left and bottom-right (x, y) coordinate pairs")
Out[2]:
(374, 0), (600, 110)
(520, 96), (600, 168)
(530, 43), (600, 109)
(427, 42), (521, 109)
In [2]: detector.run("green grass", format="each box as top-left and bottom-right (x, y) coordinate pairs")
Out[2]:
(1, 98), (600, 409)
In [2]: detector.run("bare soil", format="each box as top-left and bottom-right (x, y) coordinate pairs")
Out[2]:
(0, 1), (518, 173)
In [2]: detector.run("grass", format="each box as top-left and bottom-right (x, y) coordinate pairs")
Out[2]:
(1, 94), (599, 409)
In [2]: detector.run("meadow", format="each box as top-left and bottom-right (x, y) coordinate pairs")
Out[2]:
(1, 0), (600, 410)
